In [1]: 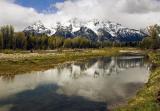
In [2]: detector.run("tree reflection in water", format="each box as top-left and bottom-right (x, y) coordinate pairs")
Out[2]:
(0, 55), (150, 111)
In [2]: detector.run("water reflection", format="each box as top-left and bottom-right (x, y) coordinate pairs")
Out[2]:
(0, 56), (150, 111)
(0, 74), (15, 83)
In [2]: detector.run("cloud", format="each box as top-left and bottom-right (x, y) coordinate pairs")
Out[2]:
(116, 0), (160, 13)
(0, 0), (160, 31)
(0, 0), (42, 31)
(51, 0), (160, 28)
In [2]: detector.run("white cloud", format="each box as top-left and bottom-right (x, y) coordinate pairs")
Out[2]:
(0, 0), (160, 31)
(52, 0), (160, 29)
(116, 0), (160, 13)
(0, 0), (42, 31)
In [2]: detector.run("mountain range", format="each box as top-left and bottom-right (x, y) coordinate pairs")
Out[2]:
(24, 18), (147, 42)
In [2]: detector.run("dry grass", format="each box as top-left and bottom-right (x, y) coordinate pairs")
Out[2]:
(0, 48), (120, 75)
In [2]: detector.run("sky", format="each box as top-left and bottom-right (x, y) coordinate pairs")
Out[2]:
(15, 0), (64, 13)
(0, 0), (160, 31)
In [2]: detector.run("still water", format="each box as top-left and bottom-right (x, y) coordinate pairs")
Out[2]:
(0, 56), (150, 111)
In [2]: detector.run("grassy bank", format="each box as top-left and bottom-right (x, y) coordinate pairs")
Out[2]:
(0, 48), (121, 75)
(114, 51), (160, 111)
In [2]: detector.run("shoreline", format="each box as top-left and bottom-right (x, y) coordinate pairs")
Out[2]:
(0, 48), (122, 75)
(1, 48), (158, 111)
(114, 51), (160, 111)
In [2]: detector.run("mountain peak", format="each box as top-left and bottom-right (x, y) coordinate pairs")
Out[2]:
(24, 21), (51, 36)
(24, 18), (147, 42)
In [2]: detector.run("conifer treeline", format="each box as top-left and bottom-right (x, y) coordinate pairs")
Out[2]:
(1, 25), (159, 50)
(0, 25), (96, 50)
(0, 25), (139, 50)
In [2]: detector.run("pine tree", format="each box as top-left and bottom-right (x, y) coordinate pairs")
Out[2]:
(14, 32), (27, 49)
(140, 25), (160, 49)
(63, 38), (72, 48)
(54, 36), (64, 48)
(0, 32), (3, 49)
(0, 25), (14, 49)
(48, 37), (55, 49)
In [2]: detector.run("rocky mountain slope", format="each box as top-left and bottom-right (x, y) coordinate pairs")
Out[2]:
(24, 21), (51, 35)
(24, 18), (147, 42)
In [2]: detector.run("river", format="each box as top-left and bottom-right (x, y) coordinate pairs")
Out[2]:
(0, 55), (150, 111)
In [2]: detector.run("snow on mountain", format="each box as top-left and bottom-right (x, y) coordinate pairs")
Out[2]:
(23, 18), (147, 42)
(24, 21), (51, 36)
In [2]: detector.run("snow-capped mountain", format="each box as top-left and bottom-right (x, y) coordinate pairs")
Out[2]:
(24, 18), (147, 42)
(24, 21), (51, 35)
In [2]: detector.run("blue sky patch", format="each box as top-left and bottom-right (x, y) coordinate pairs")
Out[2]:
(15, 0), (64, 13)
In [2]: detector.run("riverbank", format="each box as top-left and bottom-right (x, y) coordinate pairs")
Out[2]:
(0, 48), (122, 75)
(1, 48), (159, 111)
(114, 51), (160, 111)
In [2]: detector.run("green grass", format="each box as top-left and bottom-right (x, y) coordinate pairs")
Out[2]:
(0, 48), (120, 75)
(2, 48), (158, 111)
(114, 51), (160, 111)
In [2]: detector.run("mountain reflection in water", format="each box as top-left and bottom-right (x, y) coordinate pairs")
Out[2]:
(0, 56), (150, 111)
